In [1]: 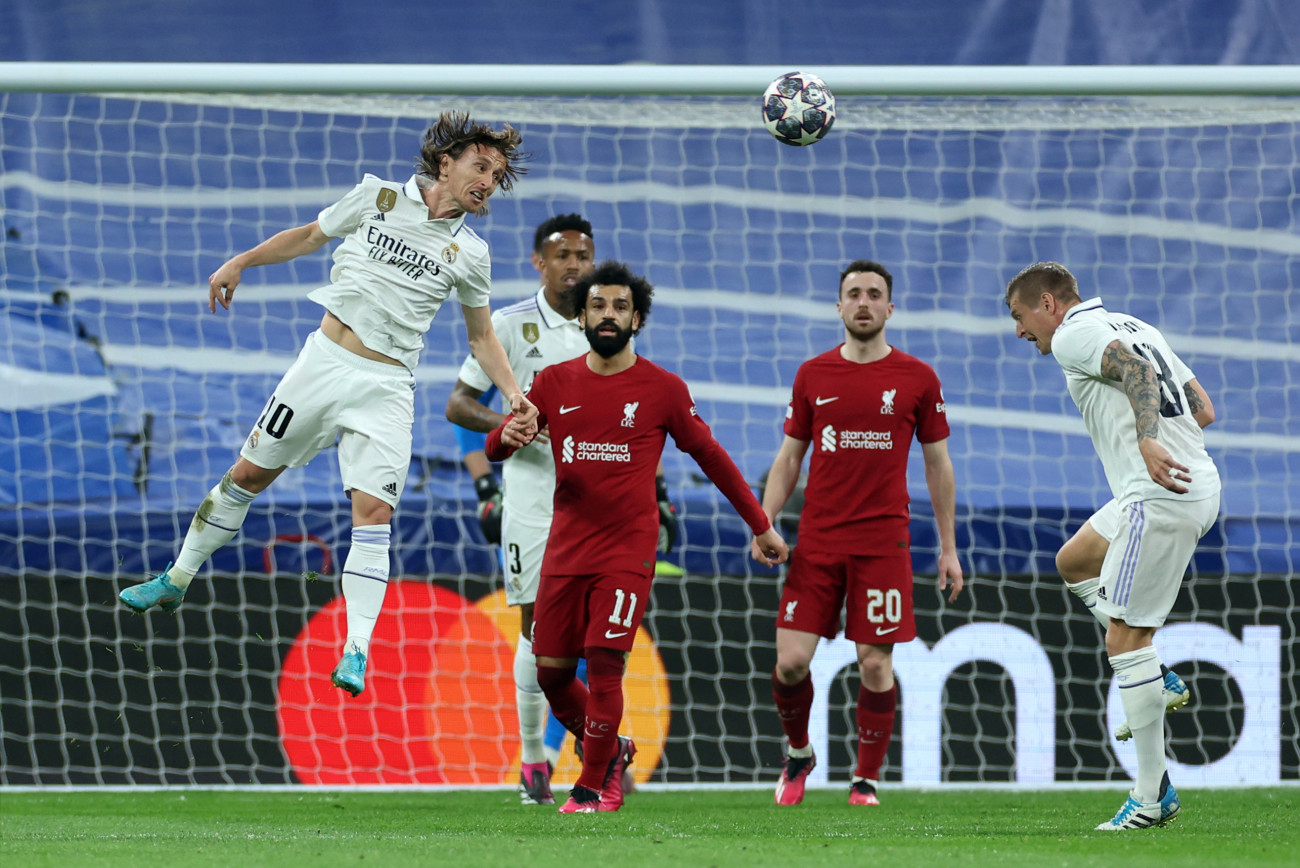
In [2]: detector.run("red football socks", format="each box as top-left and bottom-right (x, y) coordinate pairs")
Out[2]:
(855, 683), (897, 781)
(772, 671), (814, 749)
(536, 663), (588, 741)
(575, 648), (626, 792)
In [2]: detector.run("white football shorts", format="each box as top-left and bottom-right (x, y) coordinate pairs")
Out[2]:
(500, 509), (551, 607)
(1087, 498), (1122, 541)
(1094, 493), (1220, 628)
(239, 329), (415, 507)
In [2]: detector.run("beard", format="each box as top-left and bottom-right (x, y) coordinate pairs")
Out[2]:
(585, 319), (635, 358)
(844, 317), (885, 342)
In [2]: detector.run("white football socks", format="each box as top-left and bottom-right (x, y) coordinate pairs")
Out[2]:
(1066, 576), (1111, 630)
(171, 472), (259, 589)
(341, 525), (392, 658)
(515, 636), (548, 765)
(1110, 645), (1167, 803)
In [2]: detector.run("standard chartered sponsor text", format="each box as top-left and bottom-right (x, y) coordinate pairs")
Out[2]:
(841, 430), (893, 450)
(576, 441), (633, 462)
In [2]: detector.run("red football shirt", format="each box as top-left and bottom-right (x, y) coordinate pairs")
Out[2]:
(486, 355), (770, 577)
(784, 345), (949, 555)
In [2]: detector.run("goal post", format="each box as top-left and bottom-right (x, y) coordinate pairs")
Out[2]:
(2, 61), (1299, 94)
(0, 63), (1296, 788)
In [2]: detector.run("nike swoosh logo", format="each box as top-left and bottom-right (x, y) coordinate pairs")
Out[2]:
(604, 630), (628, 639)
(558, 405), (581, 414)
(874, 626), (900, 636)
(815, 396), (839, 406)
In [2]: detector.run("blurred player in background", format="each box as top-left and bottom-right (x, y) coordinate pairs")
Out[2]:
(447, 216), (678, 804)
(120, 112), (537, 699)
(755, 259), (963, 807)
(486, 260), (787, 812)
(1006, 261), (1220, 831)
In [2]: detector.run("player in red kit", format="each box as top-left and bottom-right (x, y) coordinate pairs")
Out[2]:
(753, 259), (965, 807)
(487, 260), (789, 813)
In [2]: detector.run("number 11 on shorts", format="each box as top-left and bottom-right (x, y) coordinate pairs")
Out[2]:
(608, 588), (638, 628)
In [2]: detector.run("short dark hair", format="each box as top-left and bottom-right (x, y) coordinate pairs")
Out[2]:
(415, 111), (527, 192)
(1006, 261), (1081, 308)
(533, 213), (594, 254)
(567, 260), (654, 333)
(840, 259), (893, 300)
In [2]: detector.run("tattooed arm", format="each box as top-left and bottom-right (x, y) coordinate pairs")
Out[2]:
(1184, 378), (1215, 429)
(1099, 340), (1192, 493)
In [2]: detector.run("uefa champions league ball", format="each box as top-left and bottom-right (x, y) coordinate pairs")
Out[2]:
(761, 71), (836, 146)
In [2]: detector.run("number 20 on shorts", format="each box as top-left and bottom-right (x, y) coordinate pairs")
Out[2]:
(866, 588), (902, 624)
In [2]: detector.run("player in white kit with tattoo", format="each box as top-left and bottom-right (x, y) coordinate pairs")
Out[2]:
(1006, 261), (1220, 831)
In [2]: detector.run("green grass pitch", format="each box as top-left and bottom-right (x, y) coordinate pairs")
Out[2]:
(3, 787), (1296, 867)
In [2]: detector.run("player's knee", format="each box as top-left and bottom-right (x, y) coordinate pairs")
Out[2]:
(1104, 622), (1153, 657)
(585, 646), (626, 679)
(774, 658), (810, 685)
(227, 461), (277, 493)
(1055, 546), (1083, 583)
(856, 656), (893, 687)
(350, 494), (394, 527)
(536, 663), (577, 695)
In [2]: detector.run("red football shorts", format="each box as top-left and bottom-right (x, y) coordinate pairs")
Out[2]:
(531, 570), (653, 658)
(777, 548), (916, 644)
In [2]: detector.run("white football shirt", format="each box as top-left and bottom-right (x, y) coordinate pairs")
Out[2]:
(458, 288), (589, 522)
(310, 173), (491, 370)
(1051, 298), (1220, 506)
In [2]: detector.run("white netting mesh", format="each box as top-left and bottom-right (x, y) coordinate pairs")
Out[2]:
(1, 89), (1295, 786)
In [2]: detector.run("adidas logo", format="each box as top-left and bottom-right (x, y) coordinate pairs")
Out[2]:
(382, 482), (398, 497)
(525, 347), (543, 358)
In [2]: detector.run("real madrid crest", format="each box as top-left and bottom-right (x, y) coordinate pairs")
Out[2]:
(375, 188), (397, 212)
(522, 322), (540, 344)
(442, 242), (459, 264)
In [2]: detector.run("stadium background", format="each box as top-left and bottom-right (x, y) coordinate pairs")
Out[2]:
(1, 1), (1296, 787)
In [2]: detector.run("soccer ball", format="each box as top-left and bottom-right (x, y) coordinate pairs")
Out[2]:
(761, 71), (835, 146)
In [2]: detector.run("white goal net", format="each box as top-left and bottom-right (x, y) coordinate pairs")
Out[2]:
(1, 74), (1295, 787)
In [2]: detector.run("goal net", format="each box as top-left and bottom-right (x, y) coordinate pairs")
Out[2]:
(1, 74), (1295, 787)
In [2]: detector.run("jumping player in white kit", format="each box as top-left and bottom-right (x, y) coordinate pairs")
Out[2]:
(1005, 261), (1221, 831)
(119, 112), (538, 699)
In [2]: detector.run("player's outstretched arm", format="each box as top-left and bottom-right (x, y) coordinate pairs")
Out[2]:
(462, 304), (538, 433)
(208, 221), (331, 313)
(922, 438), (964, 602)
